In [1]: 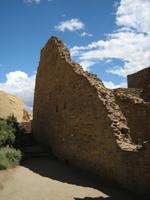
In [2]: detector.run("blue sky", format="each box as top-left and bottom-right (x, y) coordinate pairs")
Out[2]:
(0, 0), (150, 109)
(0, 0), (115, 79)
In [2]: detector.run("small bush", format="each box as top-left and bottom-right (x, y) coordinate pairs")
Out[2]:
(6, 115), (18, 129)
(0, 146), (22, 169)
(0, 120), (16, 147)
(0, 116), (23, 169)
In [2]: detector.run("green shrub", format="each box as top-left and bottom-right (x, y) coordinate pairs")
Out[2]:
(6, 115), (18, 129)
(0, 146), (22, 169)
(0, 119), (16, 147)
(0, 116), (23, 169)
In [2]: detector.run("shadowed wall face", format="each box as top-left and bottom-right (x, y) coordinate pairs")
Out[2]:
(128, 67), (150, 88)
(32, 37), (150, 198)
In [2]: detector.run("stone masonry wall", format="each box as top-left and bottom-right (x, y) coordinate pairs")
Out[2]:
(32, 37), (150, 198)
(114, 88), (150, 144)
(128, 67), (150, 88)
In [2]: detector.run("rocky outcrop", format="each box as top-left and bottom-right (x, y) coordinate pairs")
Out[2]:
(0, 90), (32, 122)
(23, 109), (32, 122)
(32, 37), (150, 197)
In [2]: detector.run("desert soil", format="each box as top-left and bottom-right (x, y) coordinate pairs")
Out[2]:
(0, 158), (140, 200)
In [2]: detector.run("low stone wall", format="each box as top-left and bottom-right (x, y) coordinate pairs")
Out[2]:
(32, 37), (150, 198)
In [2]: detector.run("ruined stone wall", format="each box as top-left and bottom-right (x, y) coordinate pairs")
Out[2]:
(114, 88), (150, 144)
(32, 37), (150, 198)
(128, 67), (150, 88)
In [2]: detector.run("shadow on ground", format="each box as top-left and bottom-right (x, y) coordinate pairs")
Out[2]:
(74, 198), (108, 200)
(22, 157), (142, 200)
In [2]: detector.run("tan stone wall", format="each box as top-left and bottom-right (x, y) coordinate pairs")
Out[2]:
(32, 37), (150, 198)
(128, 67), (150, 88)
(114, 88), (150, 144)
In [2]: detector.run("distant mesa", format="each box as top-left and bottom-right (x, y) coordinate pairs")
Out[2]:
(0, 90), (32, 122)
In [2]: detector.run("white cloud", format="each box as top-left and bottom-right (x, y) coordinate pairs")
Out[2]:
(79, 60), (95, 71)
(24, 0), (53, 5)
(70, 0), (150, 77)
(24, 0), (41, 4)
(80, 32), (93, 37)
(55, 18), (85, 32)
(103, 81), (127, 89)
(105, 59), (112, 64)
(0, 71), (35, 110)
(116, 0), (150, 34)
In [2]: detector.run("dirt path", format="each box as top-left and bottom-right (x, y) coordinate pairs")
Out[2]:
(0, 158), (140, 200)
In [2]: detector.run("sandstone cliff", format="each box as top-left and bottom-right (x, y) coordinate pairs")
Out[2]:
(0, 90), (32, 122)
(32, 37), (150, 197)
